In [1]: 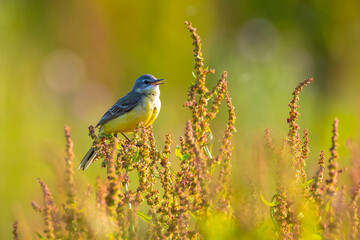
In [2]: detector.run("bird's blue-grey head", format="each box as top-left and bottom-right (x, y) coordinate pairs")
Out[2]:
(132, 74), (164, 93)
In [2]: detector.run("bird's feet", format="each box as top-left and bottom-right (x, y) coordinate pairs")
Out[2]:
(121, 132), (131, 142)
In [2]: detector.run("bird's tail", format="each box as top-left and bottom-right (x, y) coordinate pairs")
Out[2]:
(78, 147), (97, 171)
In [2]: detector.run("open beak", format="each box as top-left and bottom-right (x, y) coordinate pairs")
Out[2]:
(151, 78), (165, 86)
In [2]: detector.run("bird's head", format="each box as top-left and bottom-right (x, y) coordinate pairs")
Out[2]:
(132, 74), (164, 94)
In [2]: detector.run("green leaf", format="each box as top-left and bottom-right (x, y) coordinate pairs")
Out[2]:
(137, 211), (152, 223)
(302, 178), (315, 188)
(270, 194), (281, 233)
(206, 132), (213, 145)
(260, 191), (280, 207)
(270, 204), (279, 232)
(325, 200), (331, 213)
(209, 164), (215, 175)
(108, 233), (115, 240)
(175, 146), (182, 159)
(189, 211), (200, 221)
(204, 146), (213, 159)
(215, 186), (227, 204)
(36, 232), (45, 239)
(170, 167), (177, 174)
(115, 142), (122, 150)
(131, 148), (140, 163)
(175, 146), (189, 161)
(192, 71), (197, 79)
(309, 233), (323, 240)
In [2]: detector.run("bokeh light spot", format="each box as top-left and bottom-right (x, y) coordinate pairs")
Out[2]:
(43, 49), (86, 93)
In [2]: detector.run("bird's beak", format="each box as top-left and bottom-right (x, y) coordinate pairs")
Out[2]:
(151, 79), (165, 86)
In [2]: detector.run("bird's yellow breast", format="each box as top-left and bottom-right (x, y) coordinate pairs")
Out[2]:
(100, 96), (160, 134)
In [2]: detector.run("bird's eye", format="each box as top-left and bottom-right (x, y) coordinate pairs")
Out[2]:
(144, 80), (149, 84)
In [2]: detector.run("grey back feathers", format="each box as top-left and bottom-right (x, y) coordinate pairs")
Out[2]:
(95, 91), (143, 128)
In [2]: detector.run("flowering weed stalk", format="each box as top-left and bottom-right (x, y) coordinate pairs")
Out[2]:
(263, 77), (360, 240)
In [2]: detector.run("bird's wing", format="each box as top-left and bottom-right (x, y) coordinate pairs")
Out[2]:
(95, 92), (142, 127)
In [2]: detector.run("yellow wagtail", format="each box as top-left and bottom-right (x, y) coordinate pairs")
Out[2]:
(78, 74), (164, 170)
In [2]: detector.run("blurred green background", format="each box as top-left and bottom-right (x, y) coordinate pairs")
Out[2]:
(1, 0), (360, 239)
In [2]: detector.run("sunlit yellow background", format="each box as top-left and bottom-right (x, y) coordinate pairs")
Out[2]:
(1, 1), (360, 239)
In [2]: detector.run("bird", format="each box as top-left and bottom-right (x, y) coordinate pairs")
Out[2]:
(78, 74), (164, 170)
